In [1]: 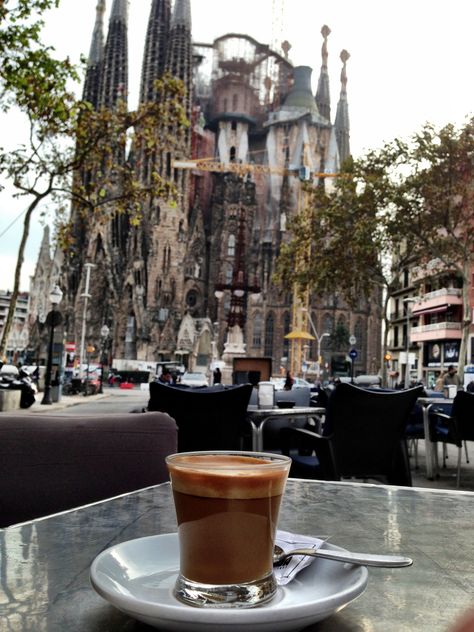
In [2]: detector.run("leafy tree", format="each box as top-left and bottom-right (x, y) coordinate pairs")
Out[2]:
(0, 1), (77, 120)
(276, 119), (474, 382)
(395, 120), (474, 380)
(329, 322), (350, 352)
(275, 154), (415, 384)
(0, 73), (187, 358)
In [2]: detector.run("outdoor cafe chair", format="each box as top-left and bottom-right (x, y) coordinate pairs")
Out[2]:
(148, 381), (253, 452)
(280, 382), (424, 486)
(428, 390), (474, 487)
(404, 390), (448, 468)
(0, 411), (177, 528)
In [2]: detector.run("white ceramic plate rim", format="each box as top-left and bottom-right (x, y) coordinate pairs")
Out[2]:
(90, 532), (368, 626)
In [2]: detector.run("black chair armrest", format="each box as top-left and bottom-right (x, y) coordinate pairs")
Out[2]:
(280, 426), (338, 480)
(428, 411), (461, 446)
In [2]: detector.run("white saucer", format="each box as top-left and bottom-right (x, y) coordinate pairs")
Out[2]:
(90, 533), (368, 632)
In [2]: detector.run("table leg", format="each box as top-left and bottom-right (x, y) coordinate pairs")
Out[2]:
(255, 418), (268, 452)
(248, 419), (259, 451)
(422, 404), (435, 480)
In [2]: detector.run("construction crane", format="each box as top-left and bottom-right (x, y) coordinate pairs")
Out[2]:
(172, 156), (337, 376)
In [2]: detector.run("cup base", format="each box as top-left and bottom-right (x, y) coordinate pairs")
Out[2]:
(174, 571), (277, 608)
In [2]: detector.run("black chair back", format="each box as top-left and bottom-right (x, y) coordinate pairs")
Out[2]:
(451, 391), (474, 442)
(148, 382), (253, 452)
(326, 382), (424, 485)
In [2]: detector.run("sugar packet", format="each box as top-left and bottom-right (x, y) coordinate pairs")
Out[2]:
(274, 530), (329, 585)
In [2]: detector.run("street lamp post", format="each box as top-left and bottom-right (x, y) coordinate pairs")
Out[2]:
(302, 308), (330, 380)
(99, 324), (110, 394)
(41, 285), (63, 405)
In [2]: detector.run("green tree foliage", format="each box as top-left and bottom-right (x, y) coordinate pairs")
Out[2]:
(0, 0), (188, 358)
(0, 1), (77, 121)
(276, 119), (474, 381)
(0, 72), (187, 358)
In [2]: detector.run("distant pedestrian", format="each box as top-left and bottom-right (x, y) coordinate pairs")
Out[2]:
(213, 367), (222, 384)
(158, 369), (172, 384)
(284, 371), (294, 391)
(443, 365), (461, 388)
(434, 371), (446, 392)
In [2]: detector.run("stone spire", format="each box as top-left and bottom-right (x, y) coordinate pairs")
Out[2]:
(315, 25), (331, 122)
(171, 0), (192, 27)
(334, 49), (351, 163)
(165, 0), (192, 120)
(82, 0), (106, 108)
(139, 0), (171, 104)
(99, 0), (128, 109)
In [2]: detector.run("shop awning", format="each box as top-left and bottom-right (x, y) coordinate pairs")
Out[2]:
(412, 304), (449, 316)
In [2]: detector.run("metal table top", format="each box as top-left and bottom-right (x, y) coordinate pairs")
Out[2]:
(1, 479), (473, 631)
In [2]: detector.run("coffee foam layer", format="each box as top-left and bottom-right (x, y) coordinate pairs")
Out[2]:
(167, 455), (289, 499)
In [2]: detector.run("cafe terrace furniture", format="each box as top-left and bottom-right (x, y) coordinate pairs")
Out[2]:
(428, 390), (474, 487)
(246, 405), (325, 452)
(0, 411), (177, 528)
(417, 396), (454, 479)
(404, 390), (446, 469)
(275, 386), (311, 407)
(147, 381), (253, 451)
(1, 479), (473, 631)
(281, 383), (424, 486)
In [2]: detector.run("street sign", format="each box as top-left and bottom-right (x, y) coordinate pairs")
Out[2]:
(301, 362), (308, 373)
(349, 348), (358, 360)
(349, 335), (357, 346)
(65, 342), (76, 352)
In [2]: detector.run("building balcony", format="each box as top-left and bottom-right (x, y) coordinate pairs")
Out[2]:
(411, 321), (462, 342)
(412, 288), (462, 316)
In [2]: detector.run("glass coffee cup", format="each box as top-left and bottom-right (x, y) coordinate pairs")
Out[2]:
(166, 450), (291, 608)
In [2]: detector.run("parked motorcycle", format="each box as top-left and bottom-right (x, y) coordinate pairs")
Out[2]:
(0, 366), (37, 408)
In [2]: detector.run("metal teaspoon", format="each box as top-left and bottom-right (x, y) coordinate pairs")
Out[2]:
(273, 544), (413, 568)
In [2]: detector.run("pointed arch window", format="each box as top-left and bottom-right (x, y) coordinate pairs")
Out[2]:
(264, 313), (274, 357)
(230, 146), (236, 162)
(252, 313), (262, 348)
(225, 264), (233, 284)
(227, 234), (236, 256)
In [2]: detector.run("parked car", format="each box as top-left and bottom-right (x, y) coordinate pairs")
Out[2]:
(270, 376), (313, 390)
(0, 364), (19, 376)
(180, 372), (209, 387)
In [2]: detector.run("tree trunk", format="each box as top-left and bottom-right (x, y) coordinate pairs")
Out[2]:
(0, 187), (52, 359)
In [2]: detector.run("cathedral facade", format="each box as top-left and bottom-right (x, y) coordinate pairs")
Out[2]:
(52, 0), (381, 380)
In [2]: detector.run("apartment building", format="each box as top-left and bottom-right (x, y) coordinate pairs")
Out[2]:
(387, 260), (474, 388)
(0, 290), (29, 364)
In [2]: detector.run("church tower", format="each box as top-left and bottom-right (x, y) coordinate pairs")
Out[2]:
(315, 25), (331, 122)
(46, 2), (381, 379)
(82, 0), (106, 108)
(165, 0), (193, 122)
(334, 50), (351, 163)
(99, 0), (128, 110)
(139, 0), (171, 105)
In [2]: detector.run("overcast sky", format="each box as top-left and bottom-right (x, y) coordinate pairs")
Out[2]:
(1, 0), (473, 291)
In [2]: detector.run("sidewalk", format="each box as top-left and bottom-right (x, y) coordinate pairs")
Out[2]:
(7, 392), (111, 414)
